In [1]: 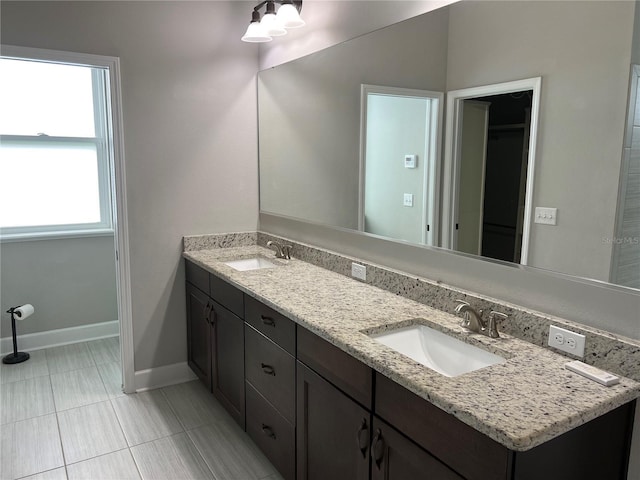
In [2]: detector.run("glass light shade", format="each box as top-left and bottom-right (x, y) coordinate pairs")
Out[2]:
(276, 3), (305, 28)
(241, 21), (272, 42)
(261, 13), (287, 36)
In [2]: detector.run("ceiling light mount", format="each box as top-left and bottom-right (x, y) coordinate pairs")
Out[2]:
(241, 0), (305, 43)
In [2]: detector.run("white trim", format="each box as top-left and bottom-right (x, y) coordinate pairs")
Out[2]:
(1, 320), (118, 355)
(134, 362), (198, 392)
(442, 77), (542, 265)
(0, 229), (114, 244)
(2, 45), (135, 394)
(358, 84), (444, 246)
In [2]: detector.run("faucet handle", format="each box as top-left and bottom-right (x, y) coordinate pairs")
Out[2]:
(454, 299), (469, 312)
(282, 244), (293, 260)
(488, 311), (508, 338)
(454, 300), (470, 328)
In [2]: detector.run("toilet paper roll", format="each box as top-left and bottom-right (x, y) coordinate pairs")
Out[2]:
(14, 304), (34, 320)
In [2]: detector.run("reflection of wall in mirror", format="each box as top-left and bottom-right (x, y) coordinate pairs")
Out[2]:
(258, 7), (449, 229)
(446, 0), (635, 283)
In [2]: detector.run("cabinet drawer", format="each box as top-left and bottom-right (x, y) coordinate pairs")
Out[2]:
(185, 260), (209, 294)
(375, 373), (510, 480)
(297, 327), (372, 409)
(210, 273), (244, 318)
(246, 383), (295, 480)
(245, 296), (295, 354)
(245, 324), (295, 423)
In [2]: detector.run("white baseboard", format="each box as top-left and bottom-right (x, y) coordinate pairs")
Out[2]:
(0, 320), (119, 355)
(134, 362), (198, 392)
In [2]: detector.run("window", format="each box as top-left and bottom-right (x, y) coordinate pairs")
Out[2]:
(0, 57), (113, 240)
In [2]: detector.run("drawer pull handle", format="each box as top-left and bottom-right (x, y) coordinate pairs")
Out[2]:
(261, 315), (276, 327)
(261, 424), (276, 439)
(371, 429), (385, 470)
(261, 363), (276, 376)
(356, 418), (369, 458)
(203, 303), (212, 324)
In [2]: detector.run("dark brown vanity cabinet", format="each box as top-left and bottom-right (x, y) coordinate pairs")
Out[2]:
(296, 362), (370, 480)
(244, 296), (297, 480)
(296, 327), (374, 480)
(185, 282), (212, 386)
(185, 261), (245, 428)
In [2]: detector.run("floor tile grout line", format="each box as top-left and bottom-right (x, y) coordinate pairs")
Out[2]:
(159, 387), (189, 432)
(45, 342), (97, 376)
(63, 445), (132, 468)
(0, 371), (51, 386)
(131, 430), (217, 480)
(53, 408), (69, 473)
(183, 428), (221, 480)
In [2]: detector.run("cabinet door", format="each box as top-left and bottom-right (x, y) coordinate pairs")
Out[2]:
(211, 301), (245, 428)
(186, 283), (212, 388)
(371, 417), (464, 480)
(297, 362), (370, 480)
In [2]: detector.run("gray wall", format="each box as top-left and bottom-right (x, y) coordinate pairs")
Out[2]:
(446, 0), (634, 283)
(1, 1), (259, 371)
(0, 236), (117, 336)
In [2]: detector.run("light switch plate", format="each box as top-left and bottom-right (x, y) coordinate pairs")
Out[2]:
(403, 193), (414, 207)
(535, 207), (558, 225)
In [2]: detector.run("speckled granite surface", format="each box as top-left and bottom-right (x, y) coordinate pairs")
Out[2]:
(183, 232), (257, 251)
(257, 232), (640, 383)
(182, 242), (640, 452)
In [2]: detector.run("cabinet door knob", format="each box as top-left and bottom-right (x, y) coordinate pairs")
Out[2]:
(261, 363), (276, 376)
(261, 315), (276, 327)
(261, 424), (276, 439)
(371, 429), (385, 470)
(356, 418), (369, 458)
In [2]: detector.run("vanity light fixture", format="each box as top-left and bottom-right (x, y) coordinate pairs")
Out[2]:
(241, 0), (304, 43)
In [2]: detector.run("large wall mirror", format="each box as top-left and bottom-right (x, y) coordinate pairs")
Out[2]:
(259, 0), (640, 291)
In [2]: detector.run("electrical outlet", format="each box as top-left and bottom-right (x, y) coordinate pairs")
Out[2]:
(548, 325), (585, 357)
(351, 262), (366, 281)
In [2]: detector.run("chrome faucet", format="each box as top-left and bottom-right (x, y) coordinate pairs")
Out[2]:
(454, 300), (507, 338)
(455, 301), (486, 333)
(266, 240), (292, 259)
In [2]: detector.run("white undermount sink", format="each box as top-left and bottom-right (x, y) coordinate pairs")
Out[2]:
(224, 257), (277, 271)
(369, 324), (506, 377)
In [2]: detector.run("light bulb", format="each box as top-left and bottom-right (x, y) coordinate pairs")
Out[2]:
(277, 3), (305, 29)
(242, 11), (272, 43)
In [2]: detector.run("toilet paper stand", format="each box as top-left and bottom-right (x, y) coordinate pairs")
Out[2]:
(2, 307), (30, 365)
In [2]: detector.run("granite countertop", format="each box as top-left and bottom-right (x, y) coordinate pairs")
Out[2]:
(183, 245), (640, 452)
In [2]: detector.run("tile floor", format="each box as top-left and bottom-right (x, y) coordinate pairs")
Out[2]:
(0, 338), (283, 480)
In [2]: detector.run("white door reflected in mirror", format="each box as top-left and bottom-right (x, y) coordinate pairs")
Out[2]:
(360, 85), (443, 246)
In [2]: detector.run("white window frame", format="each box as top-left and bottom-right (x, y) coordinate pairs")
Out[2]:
(0, 58), (114, 241)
